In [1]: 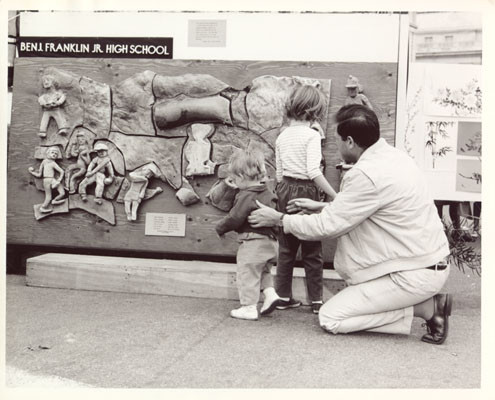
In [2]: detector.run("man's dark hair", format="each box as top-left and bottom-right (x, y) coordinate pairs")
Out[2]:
(335, 104), (380, 149)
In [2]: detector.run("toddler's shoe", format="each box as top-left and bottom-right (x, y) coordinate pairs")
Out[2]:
(312, 301), (323, 314)
(276, 298), (302, 310)
(260, 287), (282, 316)
(230, 305), (258, 321)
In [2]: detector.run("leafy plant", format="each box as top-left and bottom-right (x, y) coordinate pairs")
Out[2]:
(444, 221), (481, 276)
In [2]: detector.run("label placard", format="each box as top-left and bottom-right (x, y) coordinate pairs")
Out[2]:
(17, 37), (173, 59)
(145, 213), (186, 237)
(188, 20), (226, 47)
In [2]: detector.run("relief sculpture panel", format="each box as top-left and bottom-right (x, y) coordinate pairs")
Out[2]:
(27, 66), (332, 225)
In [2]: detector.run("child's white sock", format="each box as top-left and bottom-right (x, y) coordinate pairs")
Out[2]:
(260, 287), (282, 315)
(263, 287), (277, 297)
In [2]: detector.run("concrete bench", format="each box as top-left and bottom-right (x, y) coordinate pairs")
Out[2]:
(26, 253), (345, 304)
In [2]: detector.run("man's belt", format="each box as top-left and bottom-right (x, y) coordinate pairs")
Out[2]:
(426, 263), (448, 271)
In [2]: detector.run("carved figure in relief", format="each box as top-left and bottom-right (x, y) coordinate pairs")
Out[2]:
(344, 75), (373, 110)
(28, 146), (66, 213)
(124, 162), (164, 221)
(30, 68), (332, 224)
(38, 74), (70, 138)
(64, 132), (92, 194)
(78, 142), (115, 204)
(184, 123), (217, 177)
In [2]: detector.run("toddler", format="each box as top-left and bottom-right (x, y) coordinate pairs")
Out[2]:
(215, 150), (281, 321)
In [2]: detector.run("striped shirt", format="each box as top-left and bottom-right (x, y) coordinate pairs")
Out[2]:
(276, 125), (323, 182)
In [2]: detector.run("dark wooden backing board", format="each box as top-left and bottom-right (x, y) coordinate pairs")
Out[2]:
(7, 58), (397, 261)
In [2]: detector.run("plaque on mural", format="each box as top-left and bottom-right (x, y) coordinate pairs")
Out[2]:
(145, 213), (186, 237)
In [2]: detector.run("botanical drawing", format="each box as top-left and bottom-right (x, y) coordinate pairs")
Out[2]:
(425, 121), (454, 169)
(404, 86), (422, 158)
(456, 159), (481, 193)
(457, 121), (481, 157)
(432, 78), (482, 117)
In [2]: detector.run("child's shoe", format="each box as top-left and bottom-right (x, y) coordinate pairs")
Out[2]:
(312, 301), (323, 314)
(260, 287), (282, 316)
(230, 305), (258, 321)
(276, 298), (302, 310)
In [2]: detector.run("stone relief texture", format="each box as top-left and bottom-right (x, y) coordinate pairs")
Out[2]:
(30, 68), (331, 224)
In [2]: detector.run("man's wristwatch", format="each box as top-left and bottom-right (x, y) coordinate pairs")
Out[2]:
(277, 213), (285, 227)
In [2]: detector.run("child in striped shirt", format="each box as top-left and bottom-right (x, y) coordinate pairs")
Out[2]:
(275, 85), (337, 314)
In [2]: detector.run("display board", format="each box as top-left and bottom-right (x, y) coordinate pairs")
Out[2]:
(7, 57), (397, 259)
(7, 11), (399, 261)
(401, 63), (482, 201)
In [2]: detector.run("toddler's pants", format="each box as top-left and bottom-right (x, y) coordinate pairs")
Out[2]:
(236, 233), (278, 306)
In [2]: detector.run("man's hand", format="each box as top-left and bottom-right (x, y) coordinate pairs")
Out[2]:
(248, 200), (283, 228)
(286, 198), (326, 214)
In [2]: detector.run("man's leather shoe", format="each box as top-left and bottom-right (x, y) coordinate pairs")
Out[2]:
(421, 293), (453, 345)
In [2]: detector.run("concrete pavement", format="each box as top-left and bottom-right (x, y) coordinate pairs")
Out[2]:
(5, 263), (481, 388)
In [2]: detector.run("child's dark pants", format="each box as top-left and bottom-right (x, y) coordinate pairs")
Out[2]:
(276, 177), (323, 302)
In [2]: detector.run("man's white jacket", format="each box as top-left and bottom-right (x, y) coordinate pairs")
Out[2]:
(283, 138), (450, 285)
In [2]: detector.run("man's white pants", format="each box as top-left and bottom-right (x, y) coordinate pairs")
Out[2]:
(319, 266), (450, 335)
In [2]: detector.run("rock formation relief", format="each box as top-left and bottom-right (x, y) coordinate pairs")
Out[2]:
(30, 67), (331, 224)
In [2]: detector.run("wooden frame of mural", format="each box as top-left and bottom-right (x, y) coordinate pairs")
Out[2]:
(7, 58), (397, 260)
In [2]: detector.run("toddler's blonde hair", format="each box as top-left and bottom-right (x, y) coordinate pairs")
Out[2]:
(228, 149), (266, 182)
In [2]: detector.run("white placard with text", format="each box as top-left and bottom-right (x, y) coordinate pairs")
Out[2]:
(145, 213), (186, 237)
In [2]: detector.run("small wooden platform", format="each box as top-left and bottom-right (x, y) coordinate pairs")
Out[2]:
(26, 253), (345, 304)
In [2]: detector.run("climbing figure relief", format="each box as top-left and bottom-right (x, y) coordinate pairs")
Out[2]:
(78, 142), (115, 205)
(28, 145), (66, 213)
(38, 74), (70, 138)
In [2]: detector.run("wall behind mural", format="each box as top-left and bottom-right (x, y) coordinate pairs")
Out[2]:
(7, 57), (397, 260)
